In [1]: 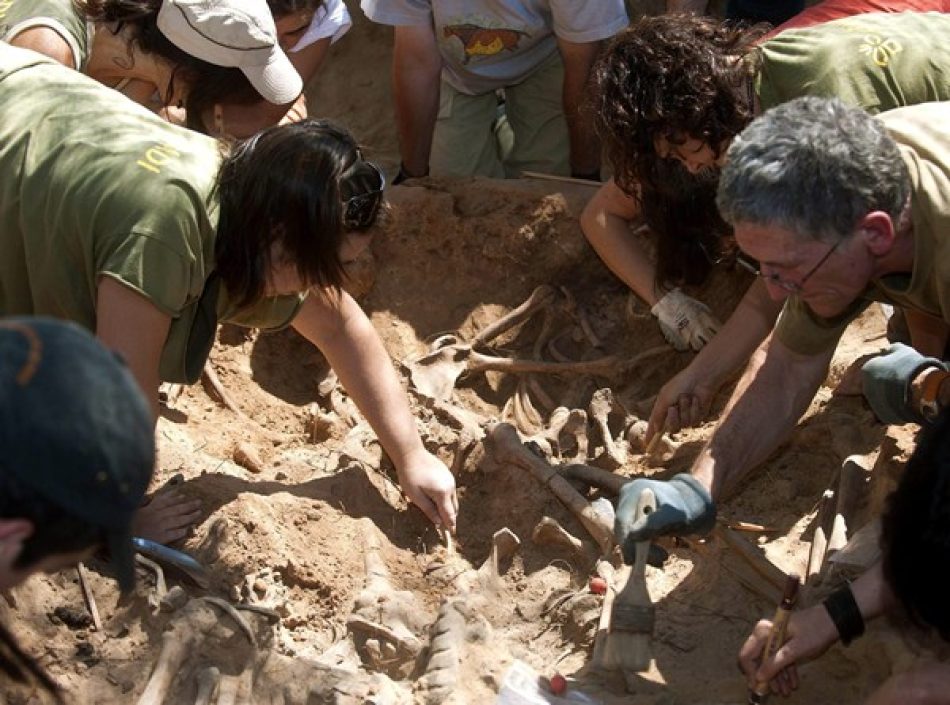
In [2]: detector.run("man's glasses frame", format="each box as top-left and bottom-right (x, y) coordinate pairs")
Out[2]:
(734, 239), (841, 294)
(344, 161), (386, 231)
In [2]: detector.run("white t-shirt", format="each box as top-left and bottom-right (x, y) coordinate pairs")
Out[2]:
(360, 0), (628, 95)
(290, 0), (352, 53)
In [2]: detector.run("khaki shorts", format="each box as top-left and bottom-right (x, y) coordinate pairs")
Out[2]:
(429, 51), (570, 179)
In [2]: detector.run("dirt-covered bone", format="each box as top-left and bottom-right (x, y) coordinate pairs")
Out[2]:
(418, 599), (466, 705)
(589, 388), (628, 469)
(348, 521), (425, 676)
(487, 422), (614, 554)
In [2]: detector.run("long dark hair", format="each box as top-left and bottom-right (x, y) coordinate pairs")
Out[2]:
(0, 473), (107, 701)
(77, 0), (260, 132)
(591, 15), (766, 288)
(214, 119), (378, 307)
(881, 410), (950, 643)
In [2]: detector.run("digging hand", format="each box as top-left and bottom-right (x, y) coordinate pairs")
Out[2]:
(397, 448), (458, 533)
(738, 605), (839, 697)
(132, 489), (203, 545)
(861, 343), (947, 424)
(647, 365), (719, 441)
(615, 474), (715, 553)
(651, 289), (721, 352)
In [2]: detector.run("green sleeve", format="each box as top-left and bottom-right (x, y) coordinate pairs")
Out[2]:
(775, 296), (870, 355)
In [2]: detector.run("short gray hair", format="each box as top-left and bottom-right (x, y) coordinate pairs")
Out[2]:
(717, 96), (910, 243)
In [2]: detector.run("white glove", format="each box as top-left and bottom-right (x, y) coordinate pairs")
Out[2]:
(651, 288), (721, 351)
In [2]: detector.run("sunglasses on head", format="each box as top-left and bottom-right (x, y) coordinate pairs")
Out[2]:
(344, 161), (385, 231)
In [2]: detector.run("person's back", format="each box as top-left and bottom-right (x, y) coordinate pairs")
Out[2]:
(756, 11), (950, 115)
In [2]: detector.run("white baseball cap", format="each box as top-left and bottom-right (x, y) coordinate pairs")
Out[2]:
(157, 0), (303, 105)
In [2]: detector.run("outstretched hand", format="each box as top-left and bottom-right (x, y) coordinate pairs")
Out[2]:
(646, 365), (720, 443)
(738, 605), (840, 697)
(396, 448), (458, 534)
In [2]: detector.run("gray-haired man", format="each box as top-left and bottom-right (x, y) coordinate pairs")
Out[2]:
(614, 96), (950, 550)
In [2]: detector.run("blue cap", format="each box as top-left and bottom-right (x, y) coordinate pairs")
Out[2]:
(0, 317), (154, 591)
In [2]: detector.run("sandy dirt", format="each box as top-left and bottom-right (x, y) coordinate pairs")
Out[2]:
(0, 4), (924, 705)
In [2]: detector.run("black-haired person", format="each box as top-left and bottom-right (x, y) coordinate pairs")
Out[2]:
(738, 410), (950, 703)
(0, 317), (154, 699)
(0, 44), (458, 532)
(0, 0), (303, 133)
(580, 11), (950, 413)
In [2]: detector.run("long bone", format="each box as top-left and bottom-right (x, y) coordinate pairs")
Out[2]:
(487, 422), (614, 554)
(193, 667), (220, 705)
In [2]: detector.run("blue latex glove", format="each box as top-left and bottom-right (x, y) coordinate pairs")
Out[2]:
(861, 343), (947, 424)
(615, 473), (716, 562)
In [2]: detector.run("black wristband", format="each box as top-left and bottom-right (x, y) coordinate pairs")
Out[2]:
(823, 584), (865, 646)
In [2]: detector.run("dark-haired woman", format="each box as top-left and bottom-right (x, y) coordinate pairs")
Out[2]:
(0, 45), (458, 533)
(0, 0), (303, 133)
(580, 11), (950, 440)
(738, 409), (950, 704)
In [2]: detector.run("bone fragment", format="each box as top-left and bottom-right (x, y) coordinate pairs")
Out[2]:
(487, 423), (614, 554)
(420, 599), (466, 705)
(160, 585), (189, 613)
(233, 442), (264, 474)
(806, 490), (836, 581)
(626, 420), (649, 453)
(136, 554), (167, 615)
(560, 409), (589, 463)
(713, 526), (787, 593)
(200, 596), (257, 647)
(531, 517), (587, 553)
(136, 631), (192, 705)
(193, 666), (220, 705)
(589, 388), (626, 469)
(471, 285), (558, 347)
(477, 528), (521, 589)
(824, 455), (872, 566)
(560, 286), (603, 350)
(77, 563), (103, 632)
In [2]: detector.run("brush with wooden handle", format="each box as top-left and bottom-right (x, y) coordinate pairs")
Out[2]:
(748, 574), (801, 704)
(606, 487), (657, 672)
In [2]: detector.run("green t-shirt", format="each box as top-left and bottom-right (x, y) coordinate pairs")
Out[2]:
(0, 0), (91, 69)
(0, 44), (303, 383)
(756, 12), (950, 114)
(775, 101), (950, 355)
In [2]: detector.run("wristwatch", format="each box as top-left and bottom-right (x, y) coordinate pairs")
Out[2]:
(918, 366), (950, 420)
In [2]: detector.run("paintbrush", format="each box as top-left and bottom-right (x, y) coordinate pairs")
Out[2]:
(748, 573), (801, 704)
(606, 487), (657, 672)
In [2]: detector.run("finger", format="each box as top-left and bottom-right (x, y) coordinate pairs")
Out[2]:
(645, 402), (668, 442)
(687, 394), (702, 427)
(788, 664), (799, 690)
(738, 621), (774, 682)
(406, 489), (442, 528)
(757, 641), (799, 684)
(435, 491), (458, 534)
(676, 394), (693, 430)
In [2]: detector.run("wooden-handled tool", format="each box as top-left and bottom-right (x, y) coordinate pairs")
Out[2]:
(748, 574), (800, 704)
(606, 488), (657, 673)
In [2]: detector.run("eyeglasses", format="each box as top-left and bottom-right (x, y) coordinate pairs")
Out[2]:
(344, 161), (385, 231)
(735, 239), (841, 294)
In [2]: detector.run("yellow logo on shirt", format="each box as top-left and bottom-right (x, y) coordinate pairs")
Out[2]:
(0, 0), (15, 20)
(859, 34), (902, 68)
(443, 24), (528, 64)
(136, 143), (181, 174)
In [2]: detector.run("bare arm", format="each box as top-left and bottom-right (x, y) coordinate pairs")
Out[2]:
(904, 307), (950, 359)
(690, 331), (835, 500)
(7, 26), (75, 68)
(579, 179), (659, 304)
(556, 37), (602, 176)
(392, 24), (443, 176)
(292, 290), (457, 530)
(95, 276), (171, 423)
(647, 279), (784, 438)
